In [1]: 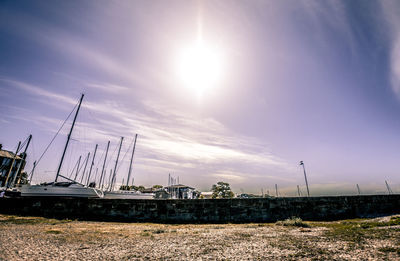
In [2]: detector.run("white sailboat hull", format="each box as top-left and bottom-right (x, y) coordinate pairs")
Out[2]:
(103, 191), (154, 199)
(20, 184), (103, 198)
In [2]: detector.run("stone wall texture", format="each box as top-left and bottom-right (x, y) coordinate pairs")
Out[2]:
(0, 195), (399, 223)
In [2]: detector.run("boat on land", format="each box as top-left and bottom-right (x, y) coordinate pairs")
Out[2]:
(20, 182), (103, 197)
(19, 94), (154, 199)
(103, 190), (154, 199)
(20, 94), (104, 198)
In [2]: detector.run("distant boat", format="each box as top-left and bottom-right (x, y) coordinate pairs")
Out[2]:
(103, 190), (154, 199)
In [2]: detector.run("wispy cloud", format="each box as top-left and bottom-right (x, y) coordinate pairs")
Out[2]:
(379, 1), (400, 99)
(2, 76), (294, 186)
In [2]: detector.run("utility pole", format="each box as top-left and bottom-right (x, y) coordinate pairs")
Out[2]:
(55, 93), (84, 182)
(275, 184), (278, 197)
(299, 161), (310, 197)
(86, 144), (98, 186)
(356, 184), (361, 195)
(100, 141), (110, 190)
(5, 141), (21, 188)
(126, 134), (138, 186)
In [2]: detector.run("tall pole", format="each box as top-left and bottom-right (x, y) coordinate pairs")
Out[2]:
(4, 141), (21, 188)
(356, 184), (361, 195)
(29, 161), (37, 183)
(55, 94), (84, 182)
(126, 134), (138, 186)
(107, 169), (113, 190)
(297, 185), (301, 197)
(80, 152), (90, 183)
(110, 137), (123, 191)
(100, 140), (110, 190)
(73, 155), (82, 181)
(275, 184), (278, 197)
(86, 144), (98, 186)
(15, 134), (32, 186)
(385, 180), (393, 194)
(300, 161), (310, 197)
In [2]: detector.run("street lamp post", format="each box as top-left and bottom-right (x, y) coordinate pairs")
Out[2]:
(299, 161), (310, 197)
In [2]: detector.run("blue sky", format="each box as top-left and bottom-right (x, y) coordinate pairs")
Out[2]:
(1, 0), (400, 195)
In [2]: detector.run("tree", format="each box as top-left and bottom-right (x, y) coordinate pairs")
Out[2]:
(211, 181), (234, 199)
(152, 185), (163, 190)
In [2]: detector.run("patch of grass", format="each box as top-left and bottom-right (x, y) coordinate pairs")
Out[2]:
(152, 229), (165, 234)
(276, 217), (310, 228)
(233, 232), (252, 239)
(378, 247), (400, 256)
(359, 216), (400, 229)
(324, 222), (366, 244)
(141, 231), (152, 237)
(320, 216), (400, 244)
(0, 215), (71, 225)
(45, 229), (63, 234)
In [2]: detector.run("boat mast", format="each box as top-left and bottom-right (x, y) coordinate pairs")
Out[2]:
(4, 141), (21, 188)
(80, 152), (90, 183)
(110, 137), (123, 191)
(100, 140), (110, 190)
(126, 134), (138, 186)
(86, 144), (98, 186)
(55, 94), (84, 182)
(14, 134), (32, 186)
(73, 155), (82, 181)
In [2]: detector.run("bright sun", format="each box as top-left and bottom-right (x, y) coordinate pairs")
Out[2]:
(177, 40), (223, 97)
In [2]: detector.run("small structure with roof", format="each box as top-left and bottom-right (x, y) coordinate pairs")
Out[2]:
(165, 184), (199, 199)
(0, 144), (26, 187)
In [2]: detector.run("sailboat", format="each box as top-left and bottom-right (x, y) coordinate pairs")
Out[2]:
(102, 134), (154, 199)
(20, 94), (104, 198)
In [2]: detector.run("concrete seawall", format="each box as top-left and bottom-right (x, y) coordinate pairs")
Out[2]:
(0, 195), (399, 223)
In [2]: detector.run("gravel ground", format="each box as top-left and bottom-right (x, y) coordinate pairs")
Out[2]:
(0, 214), (399, 260)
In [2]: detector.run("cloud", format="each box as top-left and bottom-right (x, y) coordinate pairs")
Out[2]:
(0, 78), (76, 106)
(379, 1), (400, 99)
(2, 76), (294, 186)
(86, 83), (130, 93)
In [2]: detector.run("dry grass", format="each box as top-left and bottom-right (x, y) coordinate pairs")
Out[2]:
(0, 214), (399, 260)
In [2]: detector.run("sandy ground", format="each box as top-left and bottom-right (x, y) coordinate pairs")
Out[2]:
(0, 214), (399, 260)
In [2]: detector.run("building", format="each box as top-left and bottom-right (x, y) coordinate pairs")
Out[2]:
(164, 184), (199, 199)
(0, 144), (26, 187)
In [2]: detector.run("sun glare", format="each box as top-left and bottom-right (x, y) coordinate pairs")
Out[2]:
(177, 41), (223, 97)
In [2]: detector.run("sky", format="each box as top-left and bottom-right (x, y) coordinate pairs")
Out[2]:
(1, 0), (400, 195)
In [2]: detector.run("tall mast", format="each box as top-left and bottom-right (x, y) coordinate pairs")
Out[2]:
(29, 161), (37, 183)
(15, 134), (32, 186)
(80, 152), (90, 183)
(73, 155), (82, 181)
(4, 141), (21, 188)
(86, 144), (98, 186)
(110, 137), (123, 191)
(126, 134), (138, 186)
(55, 94), (84, 182)
(100, 140), (110, 189)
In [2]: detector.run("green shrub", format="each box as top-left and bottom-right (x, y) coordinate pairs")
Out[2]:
(276, 217), (310, 228)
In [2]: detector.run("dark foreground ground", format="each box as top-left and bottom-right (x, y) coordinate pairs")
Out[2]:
(0, 214), (399, 260)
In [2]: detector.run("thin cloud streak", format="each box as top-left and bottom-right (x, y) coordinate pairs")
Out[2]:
(3, 77), (294, 185)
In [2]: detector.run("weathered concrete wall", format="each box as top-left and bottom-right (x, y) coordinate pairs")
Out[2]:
(0, 195), (399, 223)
